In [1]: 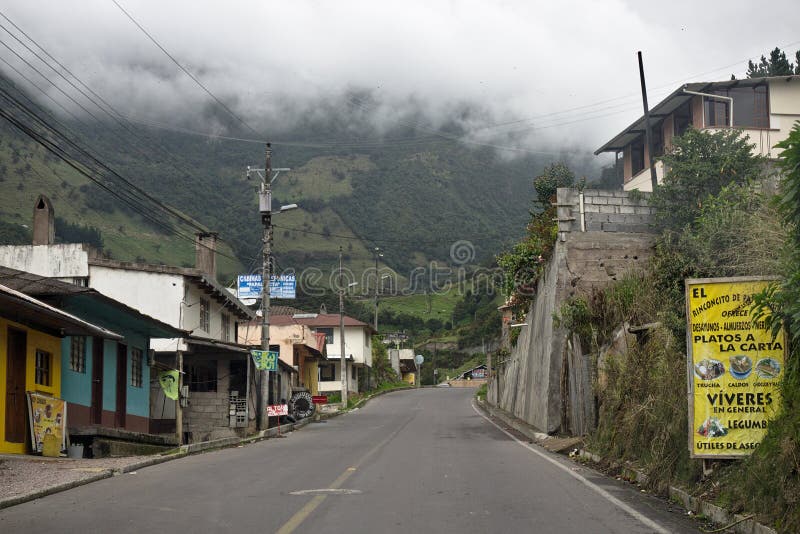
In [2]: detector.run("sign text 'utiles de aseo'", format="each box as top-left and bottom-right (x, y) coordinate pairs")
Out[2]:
(686, 277), (786, 458)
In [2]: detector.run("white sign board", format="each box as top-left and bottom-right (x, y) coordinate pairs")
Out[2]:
(267, 404), (289, 417)
(237, 274), (297, 300)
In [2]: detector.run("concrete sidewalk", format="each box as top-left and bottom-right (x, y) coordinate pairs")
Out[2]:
(0, 415), (319, 510)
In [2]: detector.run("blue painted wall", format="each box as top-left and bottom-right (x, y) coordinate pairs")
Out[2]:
(125, 332), (149, 418)
(59, 299), (155, 422)
(60, 336), (93, 407)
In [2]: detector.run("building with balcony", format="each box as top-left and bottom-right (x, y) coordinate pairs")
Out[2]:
(595, 75), (800, 191)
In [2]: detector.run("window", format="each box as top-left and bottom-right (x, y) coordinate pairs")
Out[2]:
(630, 139), (645, 176)
(317, 327), (334, 344)
(35, 349), (51, 386)
(704, 94), (730, 127)
(70, 336), (86, 373)
(319, 363), (336, 381)
(221, 314), (230, 342)
(674, 101), (693, 137)
(704, 86), (770, 129)
(188, 360), (217, 392)
(131, 348), (143, 388)
(199, 298), (210, 332)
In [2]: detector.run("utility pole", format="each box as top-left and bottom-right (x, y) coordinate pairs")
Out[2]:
(258, 143), (273, 431)
(176, 350), (183, 445)
(339, 247), (348, 408)
(638, 51), (659, 192)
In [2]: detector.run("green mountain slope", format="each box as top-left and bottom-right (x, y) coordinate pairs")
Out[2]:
(0, 73), (586, 286)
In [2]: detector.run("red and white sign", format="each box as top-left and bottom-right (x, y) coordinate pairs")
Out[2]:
(311, 395), (328, 405)
(267, 404), (288, 417)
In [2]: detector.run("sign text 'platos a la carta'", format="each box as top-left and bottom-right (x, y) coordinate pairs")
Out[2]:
(685, 277), (785, 459)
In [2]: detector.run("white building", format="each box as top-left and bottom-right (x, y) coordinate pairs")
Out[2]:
(595, 75), (800, 191)
(258, 313), (374, 395)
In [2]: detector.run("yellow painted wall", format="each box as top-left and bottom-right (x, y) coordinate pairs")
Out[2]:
(0, 318), (62, 454)
(402, 372), (416, 385)
(304, 360), (319, 396)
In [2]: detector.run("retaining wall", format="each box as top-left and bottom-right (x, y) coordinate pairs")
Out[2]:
(490, 188), (657, 435)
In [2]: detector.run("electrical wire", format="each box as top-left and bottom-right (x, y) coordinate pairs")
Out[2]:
(0, 15), (210, 233)
(0, 90), (244, 261)
(110, 0), (263, 138)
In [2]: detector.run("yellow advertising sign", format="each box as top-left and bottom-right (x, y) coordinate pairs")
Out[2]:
(686, 277), (785, 458)
(27, 393), (67, 454)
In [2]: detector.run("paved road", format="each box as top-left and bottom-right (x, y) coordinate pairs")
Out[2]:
(0, 388), (701, 533)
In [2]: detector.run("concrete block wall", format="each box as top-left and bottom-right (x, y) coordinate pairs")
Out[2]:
(183, 360), (240, 443)
(557, 188), (656, 236)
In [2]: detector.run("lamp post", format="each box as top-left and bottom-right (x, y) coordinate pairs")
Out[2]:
(373, 247), (384, 332)
(338, 247), (358, 408)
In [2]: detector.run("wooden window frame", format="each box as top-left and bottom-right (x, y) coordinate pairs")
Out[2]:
(131, 347), (143, 388)
(35, 349), (51, 386)
(199, 298), (210, 333)
(70, 336), (87, 373)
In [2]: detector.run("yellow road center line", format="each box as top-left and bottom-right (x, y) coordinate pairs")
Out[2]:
(275, 468), (356, 534)
(276, 409), (418, 534)
(275, 495), (326, 534)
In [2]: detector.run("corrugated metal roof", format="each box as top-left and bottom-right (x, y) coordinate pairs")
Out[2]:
(0, 266), (186, 338)
(0, 283), (122, 339)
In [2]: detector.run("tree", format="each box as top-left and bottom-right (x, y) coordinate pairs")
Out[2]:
(649, 128), (765, 231)
(747, 47), (798, 77)
(532, 162), (575, 210)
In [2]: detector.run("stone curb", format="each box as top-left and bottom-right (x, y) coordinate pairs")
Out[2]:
(0, 471), (113, 511)
(578, 449), (777, 534)
(347, 385), (414, 411)
(478, 399), (777, 534)
(580, 456), (777, 534)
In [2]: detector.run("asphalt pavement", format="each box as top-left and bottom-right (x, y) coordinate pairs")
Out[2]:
(0, 388), (703, 533)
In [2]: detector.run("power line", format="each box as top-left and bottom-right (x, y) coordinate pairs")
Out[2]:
(110, 0), (262, 138)
(0, 14), (210, 233)
(0, 87), (242, 261)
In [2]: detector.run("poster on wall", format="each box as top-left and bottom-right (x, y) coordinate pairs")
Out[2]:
(27, 392), (67, 453)
(686, 277), (786, 459)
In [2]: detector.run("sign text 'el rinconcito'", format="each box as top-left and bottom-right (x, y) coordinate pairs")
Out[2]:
(686, 277), (785, 458)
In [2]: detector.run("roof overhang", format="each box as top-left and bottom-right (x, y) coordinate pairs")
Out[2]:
(0, 284), (122, 339)
(184, 335), (251, 354)
(0, 266), (187, 338)
(191, 274), (255, 321)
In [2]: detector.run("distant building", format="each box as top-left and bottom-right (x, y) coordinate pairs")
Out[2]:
(595, 75), (800, 191)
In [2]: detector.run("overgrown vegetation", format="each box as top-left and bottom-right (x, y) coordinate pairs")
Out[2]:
(717, 122), (800, 532)
(578, 127), (795, 521)
(496, 162), (570, 316)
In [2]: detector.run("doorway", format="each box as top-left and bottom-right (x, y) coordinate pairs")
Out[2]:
(5, 328), (27, 443)
(91, 337), (103, 425)
(115, 343), (127, 428)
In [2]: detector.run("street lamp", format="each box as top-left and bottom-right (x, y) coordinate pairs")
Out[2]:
(339, 246), (358, 408)
(373, 247), (384, 332)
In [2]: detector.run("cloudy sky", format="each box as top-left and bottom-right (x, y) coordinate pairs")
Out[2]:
(1, 0), (798, 158)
